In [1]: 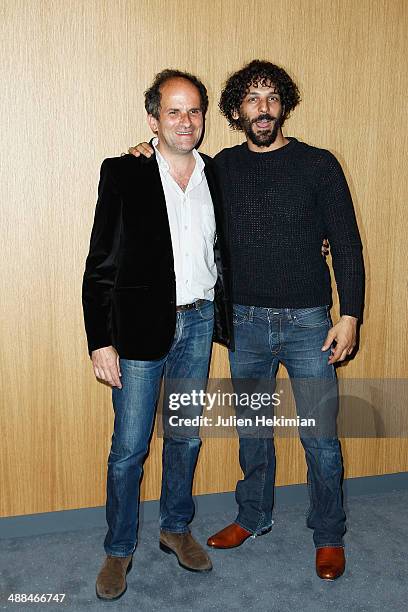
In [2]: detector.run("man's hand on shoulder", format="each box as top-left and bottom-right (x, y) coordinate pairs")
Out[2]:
(321, 315), (358, 364)
(128, 142), (154, 158)
(321, 238), (330, 257)
(91, 346), (122, 389)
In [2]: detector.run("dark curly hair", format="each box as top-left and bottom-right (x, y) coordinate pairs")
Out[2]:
(144, 69), (209, 120)
(219, 60), (301, 130)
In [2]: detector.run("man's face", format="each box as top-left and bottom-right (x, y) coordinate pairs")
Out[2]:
(147, 77), (204, 155)
(234, 82), (283, 148)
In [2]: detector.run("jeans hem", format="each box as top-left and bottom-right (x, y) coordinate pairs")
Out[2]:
(315, 543), (344, 549)
(104, 549), (135, 557)
(234, 518), (273, 536)
(160, 527), (190, 535)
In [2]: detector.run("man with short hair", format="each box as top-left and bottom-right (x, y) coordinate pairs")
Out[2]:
(131, 60), (364, 581)
(82, 69), (232, 601)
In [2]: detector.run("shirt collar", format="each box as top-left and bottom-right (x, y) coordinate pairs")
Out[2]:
(152, 137), (205, 174)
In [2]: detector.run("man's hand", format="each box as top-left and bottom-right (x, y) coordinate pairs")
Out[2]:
(128, 142), (154, 158)
(91, 346), (122, 388)
(321, 238), (330, 257)
(321, 315), (358, 364)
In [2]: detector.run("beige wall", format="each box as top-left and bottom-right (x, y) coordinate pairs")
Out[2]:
(1, 0), (407, 517)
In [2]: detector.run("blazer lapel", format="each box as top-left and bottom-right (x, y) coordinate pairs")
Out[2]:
(140, 152), (174, 266)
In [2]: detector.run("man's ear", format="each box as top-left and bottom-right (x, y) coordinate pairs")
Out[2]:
(232, 109), (239, 121)
(147, 114), (159, 134)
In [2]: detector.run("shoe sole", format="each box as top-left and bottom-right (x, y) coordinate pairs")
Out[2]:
(159, 542), (212, 572)
(317, 569), (345, 581)
(95, 559), (133, 601)
(207, 526), (272, 549)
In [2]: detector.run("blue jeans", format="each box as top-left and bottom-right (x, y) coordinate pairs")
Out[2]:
(229, 304), (346, 548)
(104, 301), (214, 557)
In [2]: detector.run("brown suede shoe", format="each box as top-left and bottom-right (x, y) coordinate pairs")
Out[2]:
(316, 546), (345, 580)
(95, 554), (133, 601)
(159, 530), (212, 572)
(207, 523), (253, 549)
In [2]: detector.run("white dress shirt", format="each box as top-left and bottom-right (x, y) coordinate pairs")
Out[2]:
(153, 139), (217, 306)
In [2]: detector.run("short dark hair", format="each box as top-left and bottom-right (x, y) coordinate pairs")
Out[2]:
(219, 60), (301, 130)
(144, 69), (209, 120)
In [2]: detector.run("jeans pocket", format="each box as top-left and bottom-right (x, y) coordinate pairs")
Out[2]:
(292, 306), (329, 328)
(198, 301), (215, 321)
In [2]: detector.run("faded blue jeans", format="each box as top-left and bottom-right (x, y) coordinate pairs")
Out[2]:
(104, 300), (214, 557)
(229, 304), (346, 548)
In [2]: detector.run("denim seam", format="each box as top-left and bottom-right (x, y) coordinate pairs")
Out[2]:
(292, 320), (330, 329)
(306, 470), (313, 521)
(268, 316), (281, 355)
(253, 438), (268, 534)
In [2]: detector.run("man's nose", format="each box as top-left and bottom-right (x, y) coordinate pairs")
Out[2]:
(180, 112), (192, 126)
(258, 98), (268, 113)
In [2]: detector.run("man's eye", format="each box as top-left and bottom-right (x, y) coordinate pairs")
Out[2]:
(190, 109), (201, 115)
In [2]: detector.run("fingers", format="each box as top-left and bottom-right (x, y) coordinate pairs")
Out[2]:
(141, 143), (153, 156)
(328, 342), (355, 364)
(323, 318), (357, 364)
(328, 345), (346, 364)
(321, 238), (330, 257)
(321, 329), (336, 352)
(93, 362), (122, 388)
(128, 146), (141, 157)
(91, 347), (122, 388)
(128, 143), (154, 158)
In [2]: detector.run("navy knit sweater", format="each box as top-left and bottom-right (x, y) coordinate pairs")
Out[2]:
(213, 138), (364, 318)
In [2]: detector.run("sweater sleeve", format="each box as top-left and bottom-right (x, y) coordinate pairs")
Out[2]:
(316, 151), (365, 319)
(82, 159), (122, 355)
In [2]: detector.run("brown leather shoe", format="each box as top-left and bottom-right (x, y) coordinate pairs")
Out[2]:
(316, 546), (345, 580)
(207, 523), (253, 549)
(159, 530), (212, 572)
(95, 554), (133, 601)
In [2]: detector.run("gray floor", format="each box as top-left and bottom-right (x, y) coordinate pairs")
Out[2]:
(1, 491), (408, 611)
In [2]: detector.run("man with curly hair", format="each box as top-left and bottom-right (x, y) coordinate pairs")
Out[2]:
(129, 60), (364, 581)
(206, 59), (364, 581)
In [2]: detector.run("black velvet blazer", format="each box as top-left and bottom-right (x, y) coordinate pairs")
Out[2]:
(82, 152), (233, 360)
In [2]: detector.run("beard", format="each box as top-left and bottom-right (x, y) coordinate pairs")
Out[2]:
(239, 112), (282, 147)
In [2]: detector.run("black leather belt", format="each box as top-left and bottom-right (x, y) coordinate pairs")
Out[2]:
(176, 299), (207, 312)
